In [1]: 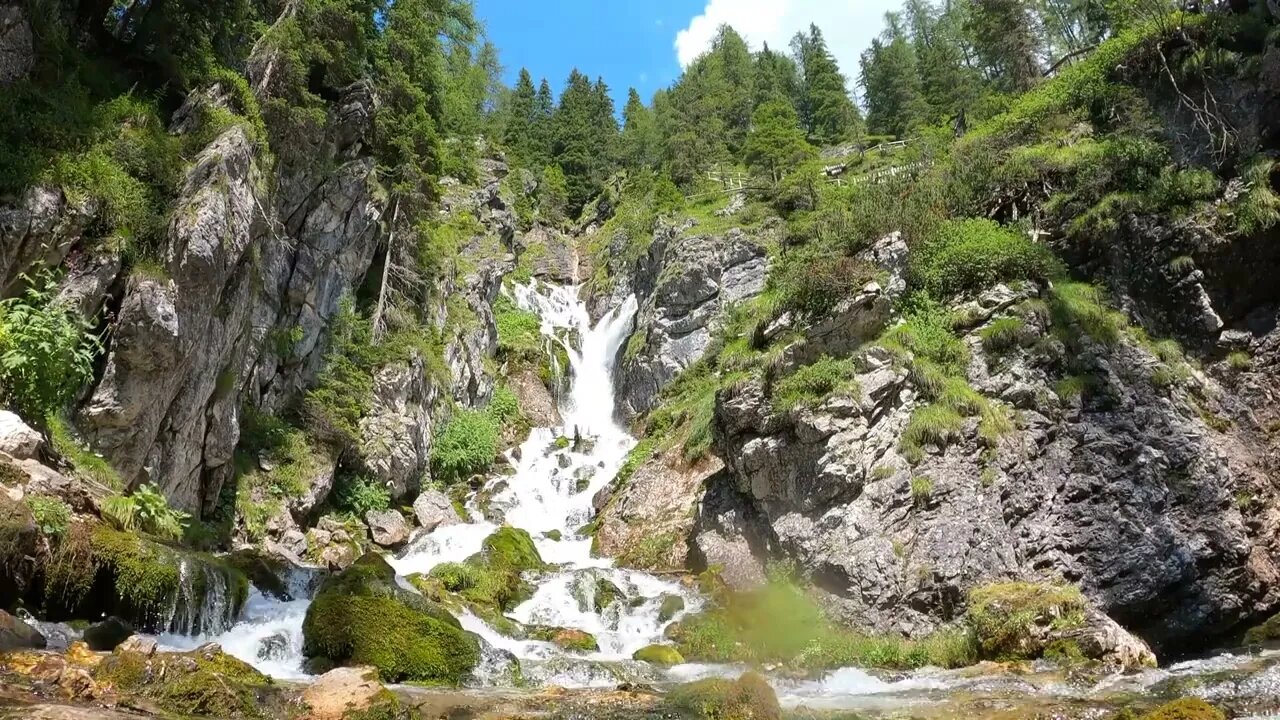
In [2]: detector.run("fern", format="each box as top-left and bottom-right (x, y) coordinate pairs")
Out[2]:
(101, 483), (189, 540)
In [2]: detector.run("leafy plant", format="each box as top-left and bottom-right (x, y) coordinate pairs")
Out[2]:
(430, 409), (500, 484)
(0, 272), (100, 421)
(332, 472), (391, 516)
(772, 356), (860, 412)
(25, 495), (72, 538)
(101, 483), (190, 541)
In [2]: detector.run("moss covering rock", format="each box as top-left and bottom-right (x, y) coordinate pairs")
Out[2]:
(528, 626), (599, 652)
(302, 553), (480, 684)
(665, 671), (780, 720)
(1138, 698), (1225, 720)
(1242, 612), (1280, 645)
(966, 581), (1086, 661)
(633, 643), (684, 666)
(94, 643), (275, 718)
(477, 526), (544, 571)
(658, 594), (686, 623)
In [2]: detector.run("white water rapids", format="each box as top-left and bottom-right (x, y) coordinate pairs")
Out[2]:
(127, 280), (1280, 714)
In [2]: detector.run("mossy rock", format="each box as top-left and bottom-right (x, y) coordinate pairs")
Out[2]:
(1243, 612), (1280, 645)
(478, 527), (544, 571)
(966, 581), (1085, 661)
(658, 594), (686, 623)
(543, 530), (562, 542)
(665, 671), (780, 720)
(302, 553), (479, 684)
(528, 626), (599, 652)
(53, 525), (250, 633)
(0, 492), (41, 608)
(95, 645), (274, 718)
(594, 578), (623, 613)
(427, 558), (533, 612)
(633, 643), (684, 666)
(665, 611), (740, 663)
(1137, 698), (1225, 720)
(225, 550), (293, 601)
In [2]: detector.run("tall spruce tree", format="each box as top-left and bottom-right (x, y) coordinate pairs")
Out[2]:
(620, 88), (659, 170)
(504, 68), (538, 167)
(744, 100), (815, 184)
(860, 14), (930, 137)
(752, 42), (803, 112)
(792, 24), (862, 145)
(968, 0), (1045, 93)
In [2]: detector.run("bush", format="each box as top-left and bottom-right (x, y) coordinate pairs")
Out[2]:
(0, 272), (100, 421)
(1049, 282), (1125, 347)
(101, 483), (190, 541)
(332, 473), (391, 516)
(25, 495), (71, 538)
(771, 245), (877, 320)
(880, 306), (970, 375)
(913, 219), (1062, 299)
(901, 405), (964, 464)
(771, 356), (860, 412)
(910, 476), (934, 505)
(980, 317), (1029, 355)
(430, 409), (500, 484)
(493, 294), (543, 365)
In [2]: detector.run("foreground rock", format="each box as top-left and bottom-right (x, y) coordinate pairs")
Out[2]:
(0, 609), (45, 652)
(302, 666), (405, 720)
(302, 553), (480, 683)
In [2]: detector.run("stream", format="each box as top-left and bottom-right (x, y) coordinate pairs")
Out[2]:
(138, 280), (1280, 717)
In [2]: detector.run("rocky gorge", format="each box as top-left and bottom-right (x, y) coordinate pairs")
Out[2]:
(2, 0), (1280, 719)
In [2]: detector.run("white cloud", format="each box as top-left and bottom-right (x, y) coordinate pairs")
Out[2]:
(674, 0), (899, 95)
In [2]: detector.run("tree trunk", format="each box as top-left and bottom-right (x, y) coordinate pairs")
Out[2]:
(370, 198), (401, 344)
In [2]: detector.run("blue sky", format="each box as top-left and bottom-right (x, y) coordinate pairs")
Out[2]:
(474, 0), (900, 108)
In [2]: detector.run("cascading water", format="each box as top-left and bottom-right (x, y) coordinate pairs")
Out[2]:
(390, 280), (703, 687)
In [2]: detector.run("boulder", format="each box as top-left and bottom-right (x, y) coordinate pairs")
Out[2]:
(83, 617), (134, 652)
(302, 553), (480, 683)
(92, 644), (273, 718)
(302, 666), (401, 720)
(0, 609), (45, 652)
(413, 489), (462, 531)
(526, 626), (598, 652)
(365, 509), (410, 549)
(117, 635), (157, 658)
(665, 672), (780, 720)
(0, 411), (42, 459)
(633, 644), (684, 666)
(0, 6), (33, 85)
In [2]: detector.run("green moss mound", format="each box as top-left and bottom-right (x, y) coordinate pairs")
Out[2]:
(659, 594), (686, 623)
(302, 553), (479, 684)
(1138, 698), (1225, 720)
(95, 646), (274, 718)
(1243, 612), (1280, 645)
(633, 643), (684, 666)
(478, 526), (544, 570)
(966, 581), (1086, 661)
(666, 671), (781, 720)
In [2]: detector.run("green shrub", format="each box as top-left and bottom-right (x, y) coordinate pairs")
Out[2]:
(0, 272), (100, 421)
(913, 219), (1062, 299)
(1232, 155), (1280, 236)
(430, 410), (499, 484)
(771, 356), (860, 412)
(494, 294), (544, 365)
(880, 306), (970, 375)
(1227, 351), (1251, 371)
(333, 473), (391, 516)
(1048, 282), (1125, 347)
(25, 495), (71, 538)
(910, 476), (934, 505)
(101, 483), (190, 541)
(771, 245), (877, 320)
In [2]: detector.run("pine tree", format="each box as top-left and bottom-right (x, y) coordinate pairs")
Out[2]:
(752, 43), (803, 113)
(905, 0), (985, 122)
(792, 24), (863, 145)
(504, 68), (538, 167)
(620, 88), (659, 170)
(860, 14), (930, 137)
(744, 100), (815, 184)
(551, 70), (619, 214)
(529, 78), (555, 168)
(708, 25), (756, 155)
(967, 0), (1044, 93)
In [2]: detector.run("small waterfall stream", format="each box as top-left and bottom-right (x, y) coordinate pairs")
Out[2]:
(136, 280), (1280, 715)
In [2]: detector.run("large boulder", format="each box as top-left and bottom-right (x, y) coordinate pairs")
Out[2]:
(0, 609), (45, 652)
(93, 643), (274, 718)
(0, 411), (42, 459)
(302, 553), (479, 683)
(365, 510), (410, 549)
(413, 489), (462, 531)
(302, 666), (403, 720)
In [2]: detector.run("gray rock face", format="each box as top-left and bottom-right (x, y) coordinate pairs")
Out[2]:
(614, 226), (772, 417)
(712, 293), (1276, 650)
(0, 187), (97, 294)
(0, 5), (32, 85)
(412, 489), (460, 531)
(365, 510), (410, 549)
(359, 356), (439, 500)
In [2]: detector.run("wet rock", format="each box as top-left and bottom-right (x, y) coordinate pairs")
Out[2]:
(633, 644), (684, 667)
(82, 617), (134, 652)
(508, 368), (561, 428)
(319, 542), (357, 571)
(92, 644), (274, 717)
(527, 626), (599, 652)
(666, 671), (781, 720)
(0, 411), (43, 459)
(658, 595), (686, 623)
(0, 609), (45, 652)
(412, 489), (461, 532)
(257, 632), (289, 662)
(596, 447), (723, 572)
(365, 509), (410, 549)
